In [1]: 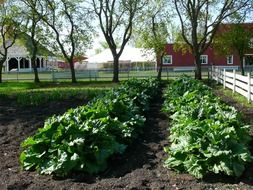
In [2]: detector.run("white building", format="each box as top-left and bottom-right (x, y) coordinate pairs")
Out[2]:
(2, 35), (57, 72)
(86, 47), (156, 69)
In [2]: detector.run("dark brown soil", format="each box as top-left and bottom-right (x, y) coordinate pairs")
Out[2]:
(0, 89), (253, 190)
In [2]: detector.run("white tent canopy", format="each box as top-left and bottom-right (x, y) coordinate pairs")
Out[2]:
(86, 47), (156, 69)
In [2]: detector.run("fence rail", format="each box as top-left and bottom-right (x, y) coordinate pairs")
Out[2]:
(2, 67), (210, 82)
(211, 66), (253, 102)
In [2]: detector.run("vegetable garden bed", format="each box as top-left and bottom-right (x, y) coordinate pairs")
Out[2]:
(163, 76), (252, 179)
(0, 79), (253, 189)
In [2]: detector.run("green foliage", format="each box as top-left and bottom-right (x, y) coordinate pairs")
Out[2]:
(38, 0), (93, 66)
(0, 81), (117, 106)
(163, 76), (252, 179)
(214, 24), (252, 57)
(173, 32), (192, 55)
(20, 78), (159, 176)
(135, 0), (169, 54)
(0, 0), (23, 82)
(16, 88), (106, 106)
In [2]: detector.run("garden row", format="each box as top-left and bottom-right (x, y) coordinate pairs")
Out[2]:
(20, 78), (159, 176)
(0, 87), (108, 106)
(163, 76), (252, 179)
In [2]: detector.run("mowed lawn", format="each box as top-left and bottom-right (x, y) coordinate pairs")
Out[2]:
(0, 81), (117, 106)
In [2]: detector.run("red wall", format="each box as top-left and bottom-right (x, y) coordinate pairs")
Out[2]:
(163, 44), (240, 67)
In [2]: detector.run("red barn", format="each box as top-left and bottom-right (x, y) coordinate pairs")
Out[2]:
(161, 23), (253, 70)
(161, 44), (240, 70)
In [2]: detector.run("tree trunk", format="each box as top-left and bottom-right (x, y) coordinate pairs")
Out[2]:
(157, 54), (163, 81)
(0, 61), (3, 83)
(0, 57), (7, 83)
(239, 55), (245, 76)
(31, 56), (40, 83)
(113, 55), (119, 83)
(194, 54), (202, 80)
(69, 60), (77, 83)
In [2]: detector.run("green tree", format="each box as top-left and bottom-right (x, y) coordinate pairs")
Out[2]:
(39, 0), (93, 83)
(0, 0), (22, 83)
(214, 24), (252, 75)
(19, 0), (46, 83)
(172, 0), (249, 80)
(135, 0), (170, 80)
(95, 40), (120, 54)
(92, 0), (146, 82)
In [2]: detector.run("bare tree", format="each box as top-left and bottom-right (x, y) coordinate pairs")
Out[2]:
(0, 0), (22, 83)
(92, 0), (146, 82)
(173, 0), (250, 80)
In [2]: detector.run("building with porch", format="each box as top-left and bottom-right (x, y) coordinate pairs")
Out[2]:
(2, 34), (57, 72)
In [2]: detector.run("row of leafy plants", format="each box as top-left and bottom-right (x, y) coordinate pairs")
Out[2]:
(163, 76), (252, 179)
(20, 78), (159, 176)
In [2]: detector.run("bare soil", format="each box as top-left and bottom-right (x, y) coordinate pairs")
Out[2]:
(0, 88), (253, 190)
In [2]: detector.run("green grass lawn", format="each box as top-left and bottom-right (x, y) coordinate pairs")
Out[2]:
(0, 81), (118, 106)
(220, 86), (253, 108)
(207, 80), (253, 109)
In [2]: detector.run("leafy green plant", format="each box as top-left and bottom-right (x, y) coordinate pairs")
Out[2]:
(163, 76), (252, 179)
(20, 78), (159, 176)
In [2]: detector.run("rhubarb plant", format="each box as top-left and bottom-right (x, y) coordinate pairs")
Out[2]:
(20, 78), (159, 176)
(163, 76), (252, 179)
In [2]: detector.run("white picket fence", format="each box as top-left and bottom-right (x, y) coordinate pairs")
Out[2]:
(211, 66), (253, 102)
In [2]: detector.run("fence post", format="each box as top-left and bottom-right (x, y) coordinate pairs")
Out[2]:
(207, 67), (210, 80)
(217, 67), (219, 84)
(52, 69), (55, 82)
(233, 70), (236, 93)
(95, 70), (98, 81)
(248, 73), (251, 103)
(223, 69), (226, 89)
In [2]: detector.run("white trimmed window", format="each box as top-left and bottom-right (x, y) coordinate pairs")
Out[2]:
(200, 55), (208, 64)
(227, 55), (233, 64)
(163, 55), (172, 65)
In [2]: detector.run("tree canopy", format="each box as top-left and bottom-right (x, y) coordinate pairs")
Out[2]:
(172, 0), (250, 80)
(38, 0), (93, 83)
(214, 23), (252, 75)
(135, 0), (171, 80)
(92, 0), (147, 82)
(0, 0), (23, 82)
